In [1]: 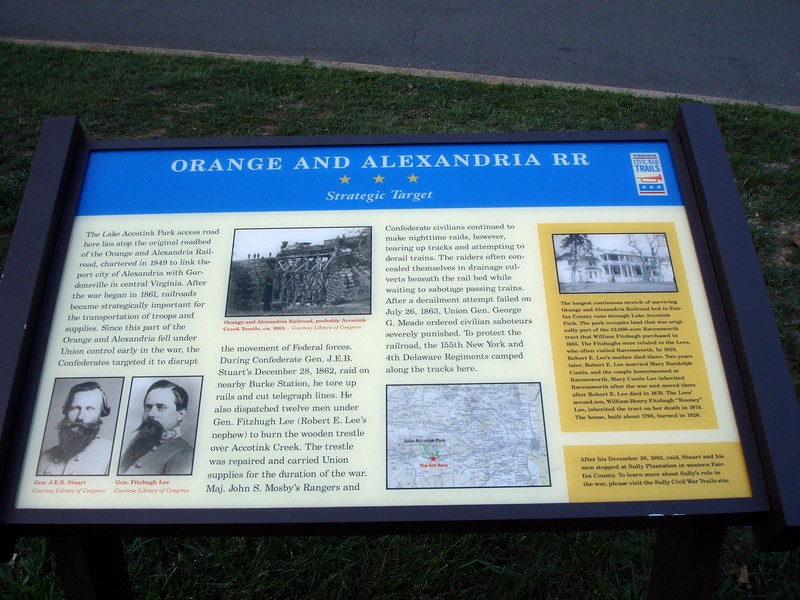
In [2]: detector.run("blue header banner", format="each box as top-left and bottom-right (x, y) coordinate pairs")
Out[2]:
(76, 140), (682, 216)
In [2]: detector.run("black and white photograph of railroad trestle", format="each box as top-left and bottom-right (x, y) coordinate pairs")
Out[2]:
(226, 226), (372, 316)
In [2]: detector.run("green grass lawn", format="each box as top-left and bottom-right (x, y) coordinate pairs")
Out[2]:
(1, 41), (799, 598)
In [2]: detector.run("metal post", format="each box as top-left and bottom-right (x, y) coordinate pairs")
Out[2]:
(647, 525), (726, 600)
(49, 537), (134, 600)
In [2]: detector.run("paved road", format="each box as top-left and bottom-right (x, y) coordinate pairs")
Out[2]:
(2, 1), (798, 109)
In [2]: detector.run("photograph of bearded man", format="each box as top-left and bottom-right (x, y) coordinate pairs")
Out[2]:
(119, 377), (201, 476)
(37, 379), (121, 476)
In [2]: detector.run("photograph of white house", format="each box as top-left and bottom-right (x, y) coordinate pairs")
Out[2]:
(553, 233), (677, 294)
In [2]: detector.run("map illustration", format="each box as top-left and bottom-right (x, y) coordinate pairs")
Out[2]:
(386, 382), (550, 489)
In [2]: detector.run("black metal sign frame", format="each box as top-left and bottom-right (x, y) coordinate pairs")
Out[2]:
(0, 106), (796, 556)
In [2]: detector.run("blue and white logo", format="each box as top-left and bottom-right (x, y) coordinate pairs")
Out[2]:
(631, 152), (668, 196)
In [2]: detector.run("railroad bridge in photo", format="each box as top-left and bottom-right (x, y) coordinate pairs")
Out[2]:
(269, 242), (334, 309)
(227, 230), (371, 315)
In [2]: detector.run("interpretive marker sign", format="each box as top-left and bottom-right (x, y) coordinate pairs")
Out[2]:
(1, 107), (797, 553)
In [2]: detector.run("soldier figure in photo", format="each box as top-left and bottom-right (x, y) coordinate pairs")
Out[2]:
(37, 381), (113, 476)
(120, 379), (194, 475)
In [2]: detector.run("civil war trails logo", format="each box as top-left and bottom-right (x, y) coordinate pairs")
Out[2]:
(630, 153), (668, 196)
